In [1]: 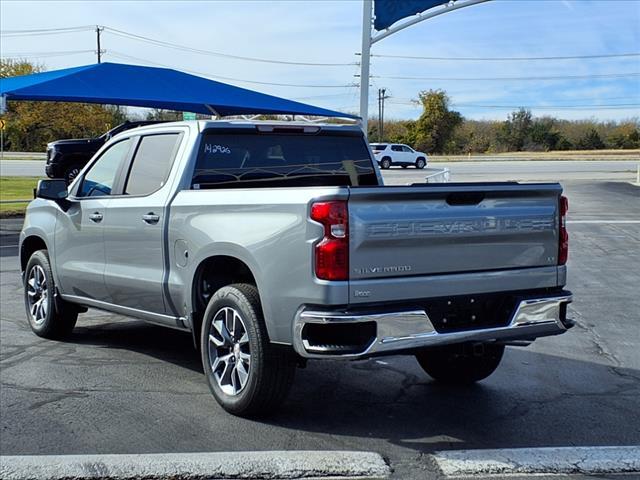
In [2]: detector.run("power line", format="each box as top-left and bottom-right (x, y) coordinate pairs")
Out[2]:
(454, 103), (640, 109)
(370, 72), (640, 81)
(387, 100), (640, 110)
(369, 52), (640, 61)
(391, 95), (640, 104)
(0, 26), (95, 37)
(106, 50), (358, 88)
(2, 24), (356, 67)
(0, 49), (95, 59)
(292, 92), (357, 101)
(103, 26), (356, 67)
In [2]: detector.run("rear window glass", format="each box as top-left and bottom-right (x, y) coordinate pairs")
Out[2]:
(191, 131), (378, 189)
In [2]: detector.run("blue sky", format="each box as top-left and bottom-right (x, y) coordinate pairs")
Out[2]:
(1, 0), (639, 121)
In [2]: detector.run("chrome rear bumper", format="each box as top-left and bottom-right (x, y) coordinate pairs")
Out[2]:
(293, 293), (573, 359)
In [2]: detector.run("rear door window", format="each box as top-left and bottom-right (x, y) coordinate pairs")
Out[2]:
(192, 130), (378, 189)
(391, 145), (403, 152)
(124, 134), (180, 196)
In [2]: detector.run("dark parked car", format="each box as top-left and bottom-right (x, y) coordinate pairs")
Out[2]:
(45, 121), (164, 183)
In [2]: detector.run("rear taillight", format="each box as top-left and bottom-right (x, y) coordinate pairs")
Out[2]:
(559, 195), (569, 265)
(310, 201), (349, 281)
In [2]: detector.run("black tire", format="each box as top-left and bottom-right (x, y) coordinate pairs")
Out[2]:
(64, 163), (83, 185)
(380, 157), (391, 169)
(24, 250), (78, 339)
(200, 283), (296, 417)
(416, 157), (426, 169)
(415, 343), (504, 384)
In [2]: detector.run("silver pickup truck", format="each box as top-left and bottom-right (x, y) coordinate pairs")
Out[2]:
(20, 120), (572, 416)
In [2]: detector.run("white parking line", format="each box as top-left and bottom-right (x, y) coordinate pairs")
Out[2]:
(431, 446), (640, 476)
(0, 451), (390, 480)
(568, 220), (640, 224)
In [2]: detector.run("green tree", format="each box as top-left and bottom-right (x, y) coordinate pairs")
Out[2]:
(145, 109), (183, 121)
(607, 122), (640, 149)
(528, 117), (561, 151)
(576, 128), (605, 150)
(411, 90), (462, 153)
(498, 108), (533, 151)
(1, 59), (129, 151)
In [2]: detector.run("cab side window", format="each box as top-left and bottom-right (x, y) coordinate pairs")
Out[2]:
(78, 139), (132, 198)
(124, 134), (180, 196)
(402, 146), (413, 153)
(391, 145), (403, 152)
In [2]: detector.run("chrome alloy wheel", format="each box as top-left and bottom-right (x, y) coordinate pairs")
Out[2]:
(27, 265), (49, 325)
(208, 307), (251, 396)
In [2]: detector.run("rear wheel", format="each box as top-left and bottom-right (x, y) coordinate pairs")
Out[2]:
(200, 283), (296, 417)
(24, 250), (78, 339)
(380, 157), (391, 169)
(415, 343), (504, 384)
(416, 158), (426, 169)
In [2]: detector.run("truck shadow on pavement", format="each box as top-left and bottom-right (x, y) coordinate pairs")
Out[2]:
(70, 319), (204, 373)
(274, 349), (640, 452)
(65, 317), (640, 453)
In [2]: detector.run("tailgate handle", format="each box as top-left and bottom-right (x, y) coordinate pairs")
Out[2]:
(446, 192), (485, 206)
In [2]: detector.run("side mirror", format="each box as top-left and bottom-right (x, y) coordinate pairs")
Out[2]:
(36, 179), (68, 201)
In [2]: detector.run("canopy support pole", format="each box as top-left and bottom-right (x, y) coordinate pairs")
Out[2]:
(359, 0), (373, 137)
(371, 0), (491, 45)
(206, 105), (220, 119)
(359, 0), (491, 138)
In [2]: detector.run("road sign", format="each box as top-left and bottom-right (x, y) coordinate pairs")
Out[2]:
(0, 119), (5, 131)
(182, 111), (197, 121)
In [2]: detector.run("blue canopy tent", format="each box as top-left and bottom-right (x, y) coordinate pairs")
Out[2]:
(0, 62), (358, 119)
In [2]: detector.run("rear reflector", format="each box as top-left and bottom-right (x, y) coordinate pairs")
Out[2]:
(559, 195), (569, 265)
(311, 201), (349, 281)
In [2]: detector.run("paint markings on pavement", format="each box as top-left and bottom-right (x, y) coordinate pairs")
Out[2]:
(0, 451), (390, 480)
(431, 446), (640, 477)
(568, 220), (640, 224)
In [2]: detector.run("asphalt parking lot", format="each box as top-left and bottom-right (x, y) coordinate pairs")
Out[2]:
(1, 167), (638, 479)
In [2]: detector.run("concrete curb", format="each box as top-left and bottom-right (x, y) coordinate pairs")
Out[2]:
(431, 446), (640, 476)
(0, 451), (390, 480)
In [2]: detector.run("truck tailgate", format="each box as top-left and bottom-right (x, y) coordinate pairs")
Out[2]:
(348, 183), (562, 280)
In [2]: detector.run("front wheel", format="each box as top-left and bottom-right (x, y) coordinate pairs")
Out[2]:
(415, 343), (504, 384)
(416, 158), (426, 169)
(201, 283), (296, 417)
(24, 250), (78, 339)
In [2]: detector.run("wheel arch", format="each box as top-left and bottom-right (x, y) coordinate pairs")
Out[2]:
(189, 254), (267, 349)
(20, 235), (49, 273)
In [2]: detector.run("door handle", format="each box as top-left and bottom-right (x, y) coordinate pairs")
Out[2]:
(142, 213), (160, 224)
(89, 212), (103, 223)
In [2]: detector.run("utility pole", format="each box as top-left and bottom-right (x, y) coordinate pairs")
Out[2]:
(377, 89), (382, 142)
(380, 88), (388, 141)
(377, 88), (389, 142)
(95, 25), (104, 63)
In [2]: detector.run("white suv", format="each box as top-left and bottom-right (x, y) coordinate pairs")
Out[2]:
(370, 143), (428, 169)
